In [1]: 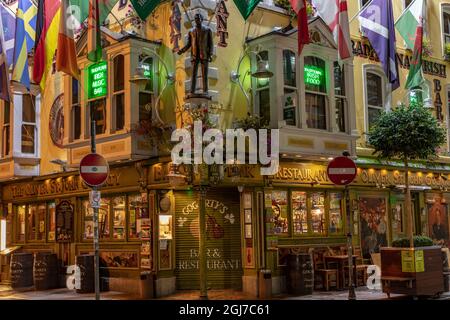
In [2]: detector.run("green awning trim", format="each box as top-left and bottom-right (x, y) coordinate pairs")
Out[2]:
(356, 157), (450, 172)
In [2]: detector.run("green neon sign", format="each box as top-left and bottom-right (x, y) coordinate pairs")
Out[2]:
(88, 61), (108, 99)
(304, 65), (324, 86)
(142, 63), (152, 79)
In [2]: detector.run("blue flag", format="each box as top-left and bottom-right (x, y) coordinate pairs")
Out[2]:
(359, 0), (400, 91)
(12, 0), (37, 90)
(0, 6), (10, 102)
(0, 2), (15, 67)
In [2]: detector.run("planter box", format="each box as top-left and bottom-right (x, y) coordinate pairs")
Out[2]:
(380, 246), (444, 298)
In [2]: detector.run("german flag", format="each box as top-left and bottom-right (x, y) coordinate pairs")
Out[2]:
(32, 0), (61, 90)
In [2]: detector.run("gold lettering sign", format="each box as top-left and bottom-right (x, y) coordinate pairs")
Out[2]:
(102, 141), (126, 154)
(324, 142), (348, 151)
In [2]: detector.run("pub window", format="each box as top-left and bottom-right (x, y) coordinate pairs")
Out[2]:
(82, 198), (110, 240)
(17, 205), (26, 242)
(21, 94), (36, 154)
(329, 193), (344, 235)
(305, 56), (327, 130)
(283, 50), (297, 126)
(255, 51), (271, 126)
(292, 191), (308, 235)
(71, 78), (81, 140)
(365, 69), (385, 130)
(311, 192), (326, 235)
(2, 100), (10, 157)
(89, 98), (107, 135)
(113, 55), (125, 131)
(48, 202), (56, 241)
(442, 5), (450, 47)
(334, 62), (347, 133)
(270, 191), (288, 235)
(112, 196), (126, 239)
(25, 204), (45, 242)
(27, 205), (36, 241)
(129, 194), (146, 239)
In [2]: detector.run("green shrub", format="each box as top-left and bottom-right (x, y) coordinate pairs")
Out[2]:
(392, 236), (434, 248)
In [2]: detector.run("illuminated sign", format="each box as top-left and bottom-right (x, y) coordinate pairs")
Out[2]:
(304, 65), (324, 86)
(88, 61), (108, 99)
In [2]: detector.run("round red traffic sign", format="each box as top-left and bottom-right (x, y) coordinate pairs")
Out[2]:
(79, 153), (109, 187)
(327, 156), (357, 186)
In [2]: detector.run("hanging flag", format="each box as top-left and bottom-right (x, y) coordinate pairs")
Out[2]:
(233, 0), (262, 20)
(290, 0), (310, 55)
(12, 0), (37, 90)
(405, 17), (424, 90)
(395, 0), (424, 50)
(129, 0), (161, 21)
(56, 0), (79, 79)
(359, 0), (400, 91)
(33, 0), (62, 90)
(0, 2), (16, 67)
(0, 8), (11, 102)
(69, 0), (119, 26)
(312, 0), (353, 60)
(87, 0), (102, 62)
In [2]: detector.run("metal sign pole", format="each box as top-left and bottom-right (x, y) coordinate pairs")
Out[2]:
(91, 120), (100, 301)
(346, 184), (356, 300)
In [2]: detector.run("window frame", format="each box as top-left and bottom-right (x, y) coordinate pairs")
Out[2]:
(254, 51), (271, 126)
(441, 4), (450, 56)
(12, 93), (40, 158)
(112, 54), (126, 133)
(138, 55), (155, 125)
(71, 78), (82, 141)
(363, 65), (390, 133)
(1, 100), (11, 157)
(14, 203), (51, 244)
(282, 49), (298, 127)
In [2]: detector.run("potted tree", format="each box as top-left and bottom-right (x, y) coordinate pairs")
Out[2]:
(368, 103), (447, 298)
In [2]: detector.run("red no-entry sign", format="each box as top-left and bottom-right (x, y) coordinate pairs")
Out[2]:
(327, 156), (357, 186)
(79, 153), (109, 187)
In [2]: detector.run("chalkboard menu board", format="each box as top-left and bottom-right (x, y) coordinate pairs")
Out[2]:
(56, 200), (74, 242)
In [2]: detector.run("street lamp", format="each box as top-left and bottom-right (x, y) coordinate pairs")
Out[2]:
(230, 47), (274, 112)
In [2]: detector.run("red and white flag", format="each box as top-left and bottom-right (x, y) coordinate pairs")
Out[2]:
(290, 0), (310, 55)
(312, 0), (353, 60)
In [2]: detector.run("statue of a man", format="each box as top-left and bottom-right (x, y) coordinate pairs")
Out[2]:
(178, 13), (214, 96)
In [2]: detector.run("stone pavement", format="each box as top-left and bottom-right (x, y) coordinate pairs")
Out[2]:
(1, 285), (449, 300)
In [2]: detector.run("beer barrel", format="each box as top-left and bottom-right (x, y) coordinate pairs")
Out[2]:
(10, 253), (34, 288)
(76, 255), (95, 293)
(286, 253), (314, 296)
(34, 253), (59, 290)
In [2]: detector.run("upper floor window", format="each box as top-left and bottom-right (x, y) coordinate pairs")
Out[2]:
(255, 51), (271, 126)
(113, 55), (125, 131)
(2, 100), (11, 157)
(404, 0), (413, 9)
(139, 56), (154, 124)
(21, 94), (36, 154)
(443, 5), (450, 49)
(365, 70), (385, 130)
(71, 78), (81, 141)
(334, 62), (347, 133)
(283, 50), (297, 126)
(360, 0), (371, 8)
(90, 98), (107, 135)
(305, 56), (327, 130)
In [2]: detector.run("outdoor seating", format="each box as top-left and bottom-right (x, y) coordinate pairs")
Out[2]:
(313, 249), (339, 291)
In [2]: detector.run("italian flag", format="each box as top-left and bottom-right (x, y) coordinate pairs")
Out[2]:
(87, 0), (102, 63)
(395, 0), (425, 50)
(56, 0), (79, 79)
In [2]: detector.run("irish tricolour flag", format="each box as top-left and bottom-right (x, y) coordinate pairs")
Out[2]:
(395, 0), (425, 50)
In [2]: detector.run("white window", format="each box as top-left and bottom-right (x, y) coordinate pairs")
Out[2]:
(442, 5), (450, 52)
(12, 93), (40, 157)
(334, 62), (347, 133)
(364, 67), (387, 131)
(138, 56), (155, 126)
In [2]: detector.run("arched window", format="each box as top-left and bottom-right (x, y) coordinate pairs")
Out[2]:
(364, 67), (386, 131)
(304, 56), (327, 130)
(113, 54), (125, 131)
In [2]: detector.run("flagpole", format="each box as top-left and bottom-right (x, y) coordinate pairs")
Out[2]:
(348, 0), (374, 24)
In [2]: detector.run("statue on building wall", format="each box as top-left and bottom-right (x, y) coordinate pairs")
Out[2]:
(178, 13), (214, 98)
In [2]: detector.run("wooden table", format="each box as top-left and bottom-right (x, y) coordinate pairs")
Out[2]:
(324, 255), (358, 290)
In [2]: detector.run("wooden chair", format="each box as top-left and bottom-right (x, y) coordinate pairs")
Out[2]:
(313, 250), (339, 291)
(344, 248), (370, 287)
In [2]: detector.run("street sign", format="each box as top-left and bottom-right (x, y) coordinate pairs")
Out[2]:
(80, 153), (109, 187)
(90, 190), (101, 209)
(327, 156), (357, 186)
